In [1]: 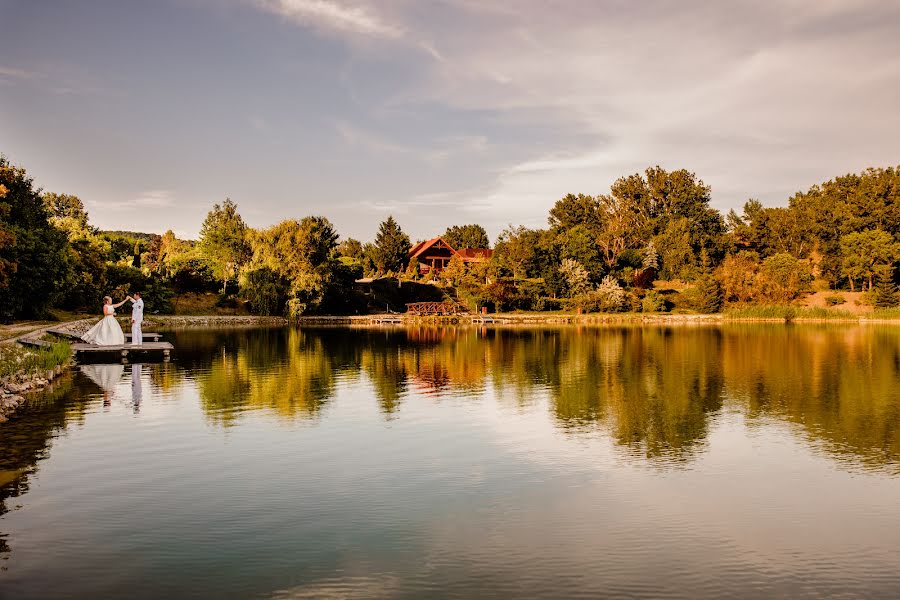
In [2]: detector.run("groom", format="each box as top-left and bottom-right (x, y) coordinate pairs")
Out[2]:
(128, 292), (145, 346)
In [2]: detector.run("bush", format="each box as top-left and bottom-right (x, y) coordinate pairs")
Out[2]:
(571, 276), (627, 313)
(533, 297), (561, 311)
(641, 290), (667, 313)
(824, 295), (846, 306)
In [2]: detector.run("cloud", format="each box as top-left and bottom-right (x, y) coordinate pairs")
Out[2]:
(0, 65), (43, 80)
(88, 190), (176, 211)
(255, 0), (402, 38)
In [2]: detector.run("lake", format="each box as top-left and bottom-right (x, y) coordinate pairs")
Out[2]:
(1, 325), (899, 599)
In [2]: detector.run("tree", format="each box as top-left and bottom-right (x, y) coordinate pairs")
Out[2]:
(493, 225), (538, 279)
(840, 230), (899, 291)
(654, 217), (695, 280)
(559, 259), (592, 297)
(198, 199), (250, 293)
(548, 194), (602, 232)
(443, 224), (489, 250)
(695, 276), (724, 313)
(642, 241), (659, 270)
(789, 167), (900, 284)
(758, 253), (813, 302)
(442, 254), (467, 286)
(716, 252), (760, 304)
(0, 156), (70, 320)
(42, 192), (90, 231)
(872, 265), (899, 308)
(557, 224), (604, 280)
(370, 216), (410, 274)
(247, 216), (340, 316)
(337, 238), (364, 260)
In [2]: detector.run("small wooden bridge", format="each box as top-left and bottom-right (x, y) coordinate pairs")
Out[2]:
(405, 301), (468, 316)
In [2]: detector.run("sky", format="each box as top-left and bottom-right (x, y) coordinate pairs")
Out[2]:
(2, 0), (899, 242)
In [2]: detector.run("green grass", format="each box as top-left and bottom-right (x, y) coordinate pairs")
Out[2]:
(724, 305), (857, 321)
(869, 307), (900, 319)
(0, 341), (72, 379)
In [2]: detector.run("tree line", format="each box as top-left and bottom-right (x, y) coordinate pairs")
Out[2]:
(1, 153), (898, 321)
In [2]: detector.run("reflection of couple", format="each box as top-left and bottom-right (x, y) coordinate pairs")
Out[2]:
(81, 363), (142, 412)
(81, 292), (144, 346)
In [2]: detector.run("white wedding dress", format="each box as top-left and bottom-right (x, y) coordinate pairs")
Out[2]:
(81, 305), (125, 345)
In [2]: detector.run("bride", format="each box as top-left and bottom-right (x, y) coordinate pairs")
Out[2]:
(82, 295), (131, 346)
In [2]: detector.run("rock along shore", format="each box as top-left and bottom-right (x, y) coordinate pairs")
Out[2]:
(0, 364), (68, 423)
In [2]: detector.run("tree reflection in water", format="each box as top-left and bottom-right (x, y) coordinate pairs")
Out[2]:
(2, 325), (899, 561)
(172, 324), (900, 471)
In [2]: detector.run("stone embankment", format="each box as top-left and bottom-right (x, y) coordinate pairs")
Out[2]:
(0, 320), (87, 423)
(0, 364), (67, 423)
(147, 315), (289, 328)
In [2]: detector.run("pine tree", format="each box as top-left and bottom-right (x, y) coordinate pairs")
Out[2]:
(873, 264), (899, 308)
(696, 275), (724, 313)
(642, 241), (659, 270)
(372, 216), (411, 274)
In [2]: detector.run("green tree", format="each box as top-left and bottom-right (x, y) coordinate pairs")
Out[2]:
(0, 156), (71, 320)
(548, 193), (602, 232)
(716, 252), (760, 303)
(370, 216), (411, 274)
(840, 230), (899, 291)
(337, 238), (364, 260)
(442, 224), (490, 249)
(557, 224), (604, 280)
(758, 253), (813, 302)
(42, 192), (90, 231)
(559, 258), (592, 297)
(247, 216), (340, 316)
(493, 225), (538, 279)
(442, 254), (467, 286)
(789, 167), (900, 285)
(198, 198), (251, 293)
(872, 265), (899, 308)
(695, 276), (724, 313)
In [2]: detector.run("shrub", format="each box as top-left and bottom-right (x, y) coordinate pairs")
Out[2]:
(824, 295), (846, 306)
(572, 275), (627, 313)
(641, 290), (667, 313)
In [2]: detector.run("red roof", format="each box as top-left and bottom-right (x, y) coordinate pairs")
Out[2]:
(408, 237), (492, 261)
(409, 237), (459, 259)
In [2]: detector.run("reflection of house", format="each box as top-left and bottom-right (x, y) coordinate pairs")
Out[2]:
(408, 237), (493, 273)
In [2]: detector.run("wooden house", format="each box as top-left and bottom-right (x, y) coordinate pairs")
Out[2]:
(408, 237), (493, 274)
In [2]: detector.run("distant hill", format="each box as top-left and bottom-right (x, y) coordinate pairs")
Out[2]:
(101, 230), (158, 241)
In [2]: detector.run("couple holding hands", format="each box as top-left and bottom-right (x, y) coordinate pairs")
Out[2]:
(81, 292), (145, 346)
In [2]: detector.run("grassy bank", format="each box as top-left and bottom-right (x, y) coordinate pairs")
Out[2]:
(723, 306), (858, 321)
(0, 341), (72, 380)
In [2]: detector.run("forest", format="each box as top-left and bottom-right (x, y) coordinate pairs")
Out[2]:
(1, 154), (899, 321)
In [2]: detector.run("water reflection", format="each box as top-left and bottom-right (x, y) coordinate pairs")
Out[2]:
(1, 325), (899, 598)
(172, 325), (900, 470)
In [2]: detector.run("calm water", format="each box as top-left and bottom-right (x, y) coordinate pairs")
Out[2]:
(2, 325), (900, 599)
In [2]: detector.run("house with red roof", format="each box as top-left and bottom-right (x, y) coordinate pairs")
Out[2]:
(408, 237), (493, 274)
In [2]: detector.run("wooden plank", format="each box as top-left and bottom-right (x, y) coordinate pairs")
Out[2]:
(72, 341), (174, 353)
(124, 333), (162, 341)
(18, 338), (53, 349)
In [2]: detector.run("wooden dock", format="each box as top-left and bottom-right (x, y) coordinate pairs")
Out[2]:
(71, 341), (174, 360)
